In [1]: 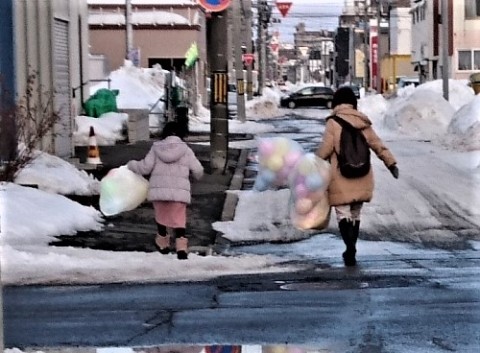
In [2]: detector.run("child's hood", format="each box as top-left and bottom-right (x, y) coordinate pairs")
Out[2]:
(152, 136), (189, 163)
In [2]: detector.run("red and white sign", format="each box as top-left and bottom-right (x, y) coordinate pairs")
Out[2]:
(197, 0), (231, 12)
(270, 43), (279, 52)
(370, 24), (378, 90)
(242, 53), (254, 66)
(275, 1), (292, 18)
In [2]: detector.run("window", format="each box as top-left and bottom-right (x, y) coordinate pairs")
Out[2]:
(458, 50), (480, 70)
(465, 0), (480, 19)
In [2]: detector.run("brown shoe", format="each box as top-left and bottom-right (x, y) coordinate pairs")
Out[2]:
(175, 237), (188, 260)
(155, 234), (170, 254)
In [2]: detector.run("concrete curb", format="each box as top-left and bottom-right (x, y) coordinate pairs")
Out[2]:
(221, 148), (249, 222)
(212, 148), (250, 254)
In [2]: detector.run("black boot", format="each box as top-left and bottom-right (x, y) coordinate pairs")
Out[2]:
(339, 219), (356, 266)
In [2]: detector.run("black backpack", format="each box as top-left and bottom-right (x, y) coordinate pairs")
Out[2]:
(330, 116), (371, 178)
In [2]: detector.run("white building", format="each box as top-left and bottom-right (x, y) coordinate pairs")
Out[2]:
(410, 0), (480, 82)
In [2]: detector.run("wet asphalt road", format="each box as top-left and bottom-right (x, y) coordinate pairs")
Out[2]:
(4, 251), (480, 352)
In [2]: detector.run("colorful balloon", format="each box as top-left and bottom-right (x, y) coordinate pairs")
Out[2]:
(305, 173), (324, 191)
(295, 197), (314, 214)
(258, 139), (275, 157)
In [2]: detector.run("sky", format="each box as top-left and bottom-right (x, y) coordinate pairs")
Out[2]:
(1, 62), (480, 286)
(270, 0), (344, 43)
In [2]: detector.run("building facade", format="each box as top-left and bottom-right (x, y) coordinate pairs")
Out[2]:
(5, 0), (90, 159)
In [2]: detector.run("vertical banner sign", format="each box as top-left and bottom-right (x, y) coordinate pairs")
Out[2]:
(370, 25), (378, 91)
(212, 71), (228, 104)
(275, 1), (292, 18)
(197, 0), (231, 12)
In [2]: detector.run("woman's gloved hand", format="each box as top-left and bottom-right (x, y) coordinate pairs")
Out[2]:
(389, 164), (399, 179)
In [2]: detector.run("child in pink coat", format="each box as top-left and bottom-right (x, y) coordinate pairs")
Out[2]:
(127, 121), (204, 259)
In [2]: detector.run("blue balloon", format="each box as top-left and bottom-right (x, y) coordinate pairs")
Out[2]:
(253, 177), (269, 192)
(260, 169), (276, 183)
(305, 174), (324, 191)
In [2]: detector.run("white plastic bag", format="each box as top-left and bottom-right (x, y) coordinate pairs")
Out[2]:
(288, 153), (332, 230)
(99, 166), (149, 216)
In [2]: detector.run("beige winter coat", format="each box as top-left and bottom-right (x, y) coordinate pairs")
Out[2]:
(315, 104), (397, 206)
(127, 136), (204, 203)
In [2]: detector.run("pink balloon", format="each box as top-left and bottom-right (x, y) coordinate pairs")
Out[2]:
(295, 183), (308, 199)
(258, 140), (275, 157)
(294, 174), (306, 186)
(284, 150), (302, 167)
(280, 165), (291, 178)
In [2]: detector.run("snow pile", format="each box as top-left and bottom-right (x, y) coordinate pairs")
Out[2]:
(14, 151), (100, 195)
(358, 93), (389, 128)
(74, 112), (129, 146)
(1, 183), (103, 247)
(383, 88), (454, 140)
(90, 61), (167, 111)
(442, 95), (480, 151)
(246, 87), (282, 120)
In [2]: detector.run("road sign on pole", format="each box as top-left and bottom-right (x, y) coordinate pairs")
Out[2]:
(242, 53), (254, 66)
(275, 1), (292, 18)
(197, 0), (231, 12)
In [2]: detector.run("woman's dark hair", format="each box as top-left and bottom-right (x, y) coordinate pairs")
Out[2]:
(332, 86), (358, 109)
(161, 121), (183, 139)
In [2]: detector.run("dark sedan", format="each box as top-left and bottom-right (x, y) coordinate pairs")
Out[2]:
(280, 85), (334, 109)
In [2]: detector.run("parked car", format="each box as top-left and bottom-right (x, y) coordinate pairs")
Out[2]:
(280, 85), (334, 109)
(398, 77), (420, 88)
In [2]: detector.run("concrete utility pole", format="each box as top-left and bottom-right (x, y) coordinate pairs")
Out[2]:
(363, 3), (370, 89)
(245, 0), (254, 101)
(207, 11), (229, 172)
(376, 0), (382, 93)
(233, 0), (246, 122)
(257, 1), (270, 95)
(125, 0), (133, 59)
(441, 0), (449, 101)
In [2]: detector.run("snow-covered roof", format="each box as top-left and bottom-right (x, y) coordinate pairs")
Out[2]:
(89, 10), (198, 26)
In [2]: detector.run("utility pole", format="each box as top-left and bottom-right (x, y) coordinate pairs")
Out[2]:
(363, 2), (370, 89)
(207, 11), (229, 172)
(376, 0), (383, 93)
(233, 0), (246, 122)
(257, 2), (265, 95)
(245, 0), (254, 101)
(125, 0), (133, 59)
(441, 0), (449, 101)
(257, 1), (270, 95)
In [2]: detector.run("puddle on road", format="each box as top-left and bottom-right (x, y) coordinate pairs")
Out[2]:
(13, 345), (334, 353)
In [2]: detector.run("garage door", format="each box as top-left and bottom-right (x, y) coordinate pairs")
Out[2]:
(53, 18), (72, 158)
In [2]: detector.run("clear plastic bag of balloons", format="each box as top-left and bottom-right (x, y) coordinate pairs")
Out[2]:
(99, 166), (149, 216)
(288, 153), (332, 230)
(253, 137), (305, 191)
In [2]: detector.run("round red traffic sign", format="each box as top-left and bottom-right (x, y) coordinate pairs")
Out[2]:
(197, 0), (231, 12)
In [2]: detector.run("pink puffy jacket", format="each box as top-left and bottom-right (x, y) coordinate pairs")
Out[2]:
(127, 136), (204, 204)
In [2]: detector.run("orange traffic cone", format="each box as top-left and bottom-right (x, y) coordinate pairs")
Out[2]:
(87, 126), (102, 164)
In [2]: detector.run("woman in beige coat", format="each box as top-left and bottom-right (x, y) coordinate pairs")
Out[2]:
(316, 86), (399, 266)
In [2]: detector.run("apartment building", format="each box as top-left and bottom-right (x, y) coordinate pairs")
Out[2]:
(411, 0), (480, 82)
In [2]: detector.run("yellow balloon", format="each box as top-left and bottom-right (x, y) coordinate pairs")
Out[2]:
(267, 155), (284, 172)
(298, 158), (314, 175)
(275, 138), (290, 155)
